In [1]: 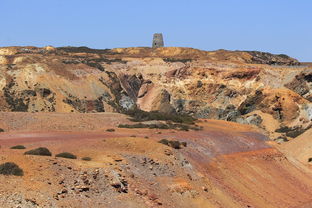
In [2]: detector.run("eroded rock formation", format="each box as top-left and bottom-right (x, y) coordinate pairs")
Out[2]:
(0, 46), (310, 139)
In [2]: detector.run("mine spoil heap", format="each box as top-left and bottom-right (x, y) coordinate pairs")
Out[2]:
(0, 46), (312, 208)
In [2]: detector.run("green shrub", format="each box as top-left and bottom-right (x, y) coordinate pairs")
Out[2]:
(55, 152), (77, 159)
(158, 139), (187, 149)
(118, 122), (198, 131)
(0, 162), (23, 176)
(10, 145), (26, 149)
(275, 126), (292, 133)
(275, 126), (306, 138)
(57, 46), (112, 54)
(159, 139), (169, 146)
(82, 157), (92, 161)
(0, 128), (4, 132)
(106, 128), (115, 132)
(163, 58), (192, 64)
(118, 123), (149, 129)
(24, 147), (52, 156)
(309, 158), (312, 162)
(124, 109), (196, 124)
(168, 141), (181, 149)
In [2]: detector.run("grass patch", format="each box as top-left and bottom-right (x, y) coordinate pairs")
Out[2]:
(24, 147), (52, 156)
(82, 157), (92, 161)
(55, 152), (77, 159)
(10, 145), (26, 149)
(0, 162), (23, 176)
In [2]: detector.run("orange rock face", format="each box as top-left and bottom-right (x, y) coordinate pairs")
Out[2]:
(0, 46), (310, 140)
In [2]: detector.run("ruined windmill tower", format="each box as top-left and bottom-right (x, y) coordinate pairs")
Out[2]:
(152, 33), (164, 48)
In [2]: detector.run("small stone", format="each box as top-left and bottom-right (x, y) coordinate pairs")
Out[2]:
(202, 186), (208, 192)
(164, 149), (173, 156)
(61, 189), (68, 194)
(58, 179), (65, 184)
(76, 185), (90, 192)
(149, 194), (158, 201)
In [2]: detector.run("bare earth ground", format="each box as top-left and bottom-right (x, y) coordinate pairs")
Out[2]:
(0, 113), (312, 207)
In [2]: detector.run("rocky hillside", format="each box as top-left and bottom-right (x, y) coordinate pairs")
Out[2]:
(0, 46), (310, 140)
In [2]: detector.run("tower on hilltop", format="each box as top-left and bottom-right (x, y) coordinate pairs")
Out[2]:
(152, 33), (164, 48)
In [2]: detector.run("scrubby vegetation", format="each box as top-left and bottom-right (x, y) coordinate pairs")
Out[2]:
(309, 158), (312, 162)
(158, 139), (187, 149)
(24, 147), (52, 156)
(106, 128), (115, 132)
(10, 145), (26, 149)
(55, 152), (77, 159)
(163, 58), (192, 63)
(124, 109), (196, 124)
(0, 162), (24, 176)
(0, 128), (4, 132)
(82, 157), (92, 161)
(275, 125), (307, 138)
(118, 122), (202, 131)
(57, 46), (113, 54)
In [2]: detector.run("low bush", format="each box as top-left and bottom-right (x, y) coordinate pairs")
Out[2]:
(118, 122), (202, 131)
(119, 123), (169, 129)
(158, 139), (187, 149)
(159, 139), (169, 146)
(24, 147), (52, 156)
(57, 46), (112, 54)
(275, 125), (307, 138)
(163, 58), (192, 64)
(275, 126), (292, 133)
(10, 145), (26, 149)
(309, 158), (312, 162)
(106, 128), (115, 132)
(56, 152), (77, 159)
(124, 109), (196, 124)
(181, 142), (187, 147)
(118, 122), (201, 131)
(168, 140), (181, 149)
(0, 162), (23, 176)
(0, 128), (4, 132)
(82, 157), (92, 161)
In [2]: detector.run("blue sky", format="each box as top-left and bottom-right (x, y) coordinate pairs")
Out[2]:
(1, 0), (311, 61)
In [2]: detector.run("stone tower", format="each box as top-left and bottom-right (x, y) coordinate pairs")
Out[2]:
(152, 33), (164, 48)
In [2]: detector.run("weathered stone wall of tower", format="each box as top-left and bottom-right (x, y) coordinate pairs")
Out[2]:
(152, 33), (164, 48)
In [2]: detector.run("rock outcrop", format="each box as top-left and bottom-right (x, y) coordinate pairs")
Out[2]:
(0, 46), (309, 139)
